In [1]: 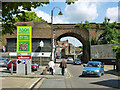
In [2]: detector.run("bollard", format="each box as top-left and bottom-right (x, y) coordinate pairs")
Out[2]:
(11, 63), (13, 75)
(25, 64), (27, 75)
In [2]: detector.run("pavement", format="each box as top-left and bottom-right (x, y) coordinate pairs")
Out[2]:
(0, 64), (120, 77)
(104, 65), (120, 76)
(0, 63), (70, 78)
(0, 63), (120, 89)
(0, 63), (69, 89)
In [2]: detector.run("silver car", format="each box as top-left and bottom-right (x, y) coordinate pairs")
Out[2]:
(0, 58), (7, 67)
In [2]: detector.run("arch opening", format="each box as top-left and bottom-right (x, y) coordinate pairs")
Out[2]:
(55, 32), (89, 63)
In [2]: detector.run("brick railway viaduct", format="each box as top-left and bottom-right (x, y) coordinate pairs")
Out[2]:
(3, 22), (119, 63)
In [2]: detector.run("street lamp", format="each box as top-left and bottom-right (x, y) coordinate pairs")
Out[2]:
(51, 7), (63, 61)
(40, 40), (44, 66)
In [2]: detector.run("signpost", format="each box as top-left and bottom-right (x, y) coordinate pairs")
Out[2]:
(17, 26), (32, 53)
(17, 26), (32, 74)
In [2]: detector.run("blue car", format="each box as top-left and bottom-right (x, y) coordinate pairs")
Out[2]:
(73, 59), (81, 65)
(82, 61), (104, 77)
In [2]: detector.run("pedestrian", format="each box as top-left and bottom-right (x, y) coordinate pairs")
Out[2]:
(48, 59), (55, 75)
(2, 46), (5, 52)
(59, 59), (67, 75)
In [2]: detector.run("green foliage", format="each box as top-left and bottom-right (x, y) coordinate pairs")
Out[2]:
(84, 21), (91, 31)
(2, 2), (76, 35)
(91, 38), (96, 45)
(97, 17), (119, 44)
(75, 21), (83, 29)
(75, 21), (91, 31)
(66, 0), (75, 5)
(15, 12), (47, 23)
(2, 2), (49, 35)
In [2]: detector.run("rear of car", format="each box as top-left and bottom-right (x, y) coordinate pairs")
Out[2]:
(67, 57), (73, 61)
(73, 59), (81, 65)
(7, 59), (16, 70)
(82, 61), (104, 77)
(0, 58), (7, 67)
(31, 62), (39, 71)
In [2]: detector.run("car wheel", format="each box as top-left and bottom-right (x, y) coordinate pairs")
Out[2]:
(102, 71), (104, 75)
(82, 74), (85, 77)
(7, 67), (9, 70)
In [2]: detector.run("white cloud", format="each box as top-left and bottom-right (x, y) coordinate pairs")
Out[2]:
(32, 8), (51, 23)
(31, 8), (68, 24)
(106, 7), (118, 22)
(73, 0), (119, 2)
(61, 37), (83, 47)
(63, 1), (98, 23)
(18, 1), (99, 24)
(54, 16), (69, 24)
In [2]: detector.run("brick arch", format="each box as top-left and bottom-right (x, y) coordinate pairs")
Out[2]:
(55, 32), (89, 62)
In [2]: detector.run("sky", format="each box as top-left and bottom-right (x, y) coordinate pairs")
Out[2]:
(19, 0), (119, 47)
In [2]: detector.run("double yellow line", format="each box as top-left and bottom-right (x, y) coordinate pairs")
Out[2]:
(66, 69), (72, 78)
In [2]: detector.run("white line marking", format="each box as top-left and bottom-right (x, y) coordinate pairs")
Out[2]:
(29, 78), (41, 89)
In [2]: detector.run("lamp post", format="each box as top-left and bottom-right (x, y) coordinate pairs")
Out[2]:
(51, 7), (63, 61)
(40, 40), (44, 66)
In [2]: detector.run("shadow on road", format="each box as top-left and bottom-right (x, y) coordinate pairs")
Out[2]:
(0, 69), (16, 73)
(0, 67), (16, 73)
(90, 79), (120, 89)
(79, 75), (100, 78)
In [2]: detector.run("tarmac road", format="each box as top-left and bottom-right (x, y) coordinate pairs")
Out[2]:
(40, 63), (120, 89)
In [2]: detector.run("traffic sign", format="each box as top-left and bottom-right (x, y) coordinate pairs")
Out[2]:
(21, 60), (26, 64)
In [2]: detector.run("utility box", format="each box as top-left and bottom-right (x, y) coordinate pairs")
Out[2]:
(17, 54), (31, 74)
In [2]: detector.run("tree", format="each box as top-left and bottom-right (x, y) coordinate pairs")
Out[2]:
(15, 12), (47, 23)
(98, 17), (120, 72)
(97, 17), (119, 44)
(111, 38), (120, 72)
(2, 1), (75, 35)
(2, 2), (49, 35)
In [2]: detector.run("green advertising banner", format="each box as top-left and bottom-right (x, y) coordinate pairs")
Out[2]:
(17, 26), (32, 53)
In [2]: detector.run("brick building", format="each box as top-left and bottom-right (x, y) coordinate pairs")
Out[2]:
(56, 40), (81, 59)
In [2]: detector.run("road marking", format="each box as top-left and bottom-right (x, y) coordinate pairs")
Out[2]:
(34, 78), (46, 88)
(66, 69), (72, 78)
(29, 78), (41, 89)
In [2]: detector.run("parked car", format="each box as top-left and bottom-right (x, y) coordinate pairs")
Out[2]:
(67, 57), (73, 61)
(82, 61), (104, 77)
(7, 59), (38, 71)
(31, 62), (39, 70)
(57, 56), (61, 59)
(73, 58), (81, 65)
(0, 58), (7, 67)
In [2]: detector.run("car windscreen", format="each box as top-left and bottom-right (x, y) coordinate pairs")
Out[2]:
(7, 60), (12, 64)
(68, 57), (72, 59)
(75, 59), (80, 61)
(86, 63), (99, 67)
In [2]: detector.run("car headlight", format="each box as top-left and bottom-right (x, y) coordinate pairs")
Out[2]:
(95, 70), (99, 72)
(83, 70), (87, 72)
